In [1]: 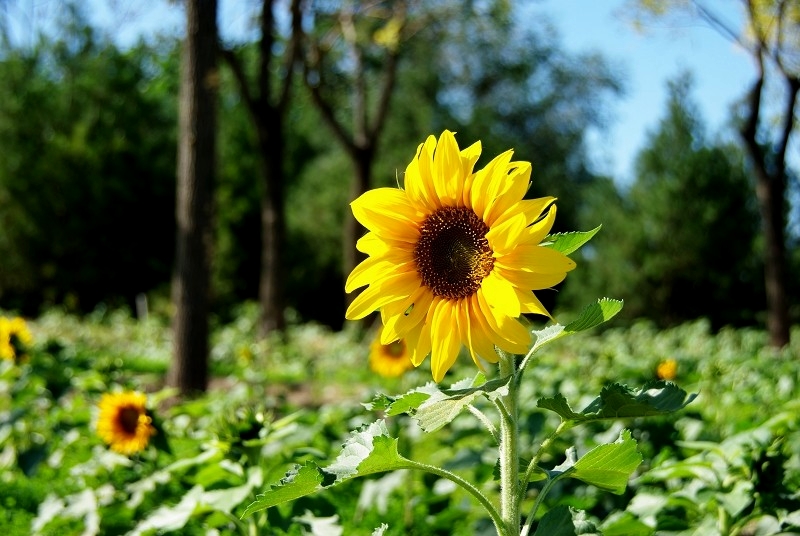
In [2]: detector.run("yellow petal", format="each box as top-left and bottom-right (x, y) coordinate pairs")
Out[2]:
(498, 245), (576, 274)
(404, 144), (440, 212)
(514, 287), (553, 318)
(345, 253), (415, 293)
(429, 298), (462, 382)
(480, 271), (521, 318)
(494, 265), (569, 290)
(432, 130), (462, 206)
(345, 271), (420, 320)
(521, 204), (558, 245)
(405, 307), (433, 366)
(471, 149), (514, 220)
(477, 287), (530, 354)
(351, 188), (421, 243)
(485, 211), (527, 254)
(484, 161), (531, 227)
(381, 286), (435, 344)
(466, 297), (501, 363)
(520, 197), (556, 225)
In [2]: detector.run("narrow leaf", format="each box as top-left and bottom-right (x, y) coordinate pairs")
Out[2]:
(570, 430), (642, 494)
(543, 226), (601, 255)
(242, 463), (324, 517)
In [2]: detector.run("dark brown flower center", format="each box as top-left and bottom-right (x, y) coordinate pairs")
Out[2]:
(118, 407), (141, 435)
(414, 207), (494, 300)
(384, 340), (406, 358)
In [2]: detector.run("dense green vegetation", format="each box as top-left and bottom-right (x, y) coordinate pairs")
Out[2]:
(1, 309), (798, 535)
(1, 3), (793, 329)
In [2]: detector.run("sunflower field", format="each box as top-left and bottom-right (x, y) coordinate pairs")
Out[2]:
(2, 305), (798, 535)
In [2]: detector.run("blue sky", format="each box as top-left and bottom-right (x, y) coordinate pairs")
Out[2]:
(6, 0), (758, 185)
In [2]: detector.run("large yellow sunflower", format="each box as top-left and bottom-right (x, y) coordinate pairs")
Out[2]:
(96, 391), (156, 455)
(0, 317), (33, 363)
(369, 329), (413, 378)
(345, 130), (576, 382)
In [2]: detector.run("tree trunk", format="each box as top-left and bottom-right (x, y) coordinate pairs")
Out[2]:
(257, 113), (286, 335)
(169, 0), (218, 394)
(740, 71), (792, 348)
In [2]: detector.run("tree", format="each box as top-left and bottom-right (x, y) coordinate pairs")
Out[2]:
(301, 0), (409, 296)
(565, 74), (762, 327)
(0, 8), (178, 313)
(168, 0), (218, 394)
(221, 0), (302, 336)
(631, 0), (798, 345)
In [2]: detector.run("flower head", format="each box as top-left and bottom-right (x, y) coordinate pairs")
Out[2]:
(96, 391), (156, 455)
(656, 359), (678, 381)
(345, 131), (576, 381)
(0, 317), (33, 363)
(369, 329), (413, 378)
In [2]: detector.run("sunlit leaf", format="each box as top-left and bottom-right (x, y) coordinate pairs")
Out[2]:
(242, 463), (325, 517)
(413, 376), (509, 432)
(543, 225), (601, 255)
(529, 298), (623, 354)
(569, 430), (642, 494)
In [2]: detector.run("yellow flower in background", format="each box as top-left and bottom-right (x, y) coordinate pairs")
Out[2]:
(96, 391), (156, 455)
(345, 131), (576, 382)
(0, 316), (33, 363)
(370, 330), (413, 378)
(656, 359), (678, 381)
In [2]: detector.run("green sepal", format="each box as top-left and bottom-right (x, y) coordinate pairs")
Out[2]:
(538, 381), (697, 423)
(543, 225), (601, 255)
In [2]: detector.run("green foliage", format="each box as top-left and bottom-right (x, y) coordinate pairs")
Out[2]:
(564, 73), (763, 328)
(1, 307), (798, 534)
(0, 10), (179, 313)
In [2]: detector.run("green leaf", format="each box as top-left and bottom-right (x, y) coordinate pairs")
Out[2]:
(563, 298), (623, 333)
(533, 505), (600, 536)
(569, 430), (642, 494)
(244, 420), (412, 518)
(414, 376), (510, 432)
(242, 463), (324, 517)
(529, 298), (623, 354)
(543, 226), (601, 256)
(325, 422), (408, 483)
(538, 381), (697, 423)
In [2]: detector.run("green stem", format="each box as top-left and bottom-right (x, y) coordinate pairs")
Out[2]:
(498, 350), (520, 536)
(519, 420), (573, 506)
(403, 459), (507, 536)
(519, 476), (559, 536)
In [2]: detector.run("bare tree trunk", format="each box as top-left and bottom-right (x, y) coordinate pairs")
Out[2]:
(221, 0), (301, 337)
(740, 65), (794, 348)
(169, 0), (218, 394)
(257, 115), (287, 335)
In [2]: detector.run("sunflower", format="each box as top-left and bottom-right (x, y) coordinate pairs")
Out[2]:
(96, 391), (156, 455)
(369, 329), (413, 378)
(0, 317), (33, 363)
(345, 130), (576, 381)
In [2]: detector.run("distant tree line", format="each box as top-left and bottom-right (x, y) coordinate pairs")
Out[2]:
(0, 2), (795, 333)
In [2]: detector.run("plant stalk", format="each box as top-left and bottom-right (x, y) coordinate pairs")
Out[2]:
(498, 351), (520, 535)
